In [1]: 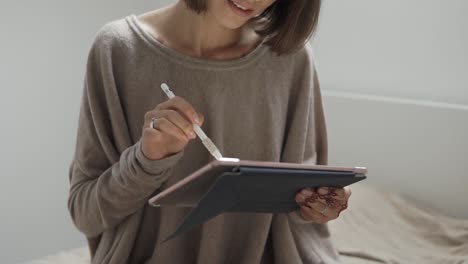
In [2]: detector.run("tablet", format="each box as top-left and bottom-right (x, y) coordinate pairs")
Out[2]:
(148, 159), (367, 207)
(148, 159), (367, 241)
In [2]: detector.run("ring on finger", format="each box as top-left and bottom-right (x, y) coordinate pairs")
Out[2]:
(150, 117), (158, 129)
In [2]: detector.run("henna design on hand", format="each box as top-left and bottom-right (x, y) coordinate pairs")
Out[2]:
(298, 187), (348, 211)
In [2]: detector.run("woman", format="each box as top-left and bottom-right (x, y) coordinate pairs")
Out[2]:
(68, 0), (352, 263)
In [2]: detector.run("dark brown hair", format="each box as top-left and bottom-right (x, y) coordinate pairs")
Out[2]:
(182, 0), (322, 55)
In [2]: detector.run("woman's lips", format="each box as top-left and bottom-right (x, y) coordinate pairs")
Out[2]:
(226, 0), (254, 17)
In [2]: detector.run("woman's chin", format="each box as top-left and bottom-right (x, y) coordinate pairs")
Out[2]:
(218, 17), (250, 30)
(222, 22), (245, 30)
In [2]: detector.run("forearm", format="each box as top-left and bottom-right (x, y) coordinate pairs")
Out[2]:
(68, 139), (183, 237)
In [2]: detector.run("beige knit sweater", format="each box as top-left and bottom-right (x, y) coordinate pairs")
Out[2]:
(68, 15), (341, 264)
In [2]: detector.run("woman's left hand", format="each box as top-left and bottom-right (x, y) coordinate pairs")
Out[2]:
(294, 186), (352, 224)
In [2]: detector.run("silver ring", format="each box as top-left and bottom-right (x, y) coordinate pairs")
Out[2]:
(150, 117), (158, 130)
(320, 205), (328, 215)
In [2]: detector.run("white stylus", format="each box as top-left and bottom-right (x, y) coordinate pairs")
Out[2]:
(160, 83), (238, 162)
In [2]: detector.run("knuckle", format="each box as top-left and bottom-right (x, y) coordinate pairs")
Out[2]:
(144, 128), (159, 141)
(184, 107), (195, 118)
(144, 111), (152, 120)
(176, 96), (188, 106)
(166, 109), (177, 119)
(173, 96), (186, 107)
(179, 133), (189, 142)
(178, 100), (194, 113)
(143, 127), (152, 136)
(185, 123), (193, 132)
(174, 98), (192, 115)
(295, 193), (304, 203)
(157, 117), (167, 126)
(188, 106), (196, 115)
(172, 96), (181, 103)
(142, 122), (150, 131)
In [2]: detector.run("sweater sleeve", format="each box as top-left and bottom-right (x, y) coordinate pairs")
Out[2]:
(67, 25), (184, 237)
(280, 45), (328, 224)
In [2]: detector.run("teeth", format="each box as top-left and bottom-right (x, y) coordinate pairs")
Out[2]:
(232, 1), (248, 10)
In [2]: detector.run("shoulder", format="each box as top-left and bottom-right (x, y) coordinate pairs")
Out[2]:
(88, 16), (136, 55)
(289, 44), (317, 71)
(264, 43), (317, 72)
(273, 44), (320, 98)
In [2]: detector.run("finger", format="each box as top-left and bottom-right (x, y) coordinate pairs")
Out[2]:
(157, 96), (203, 125)
(295, 192), (309, 205)
(152, 117), (189, 143)
(322, 187), (350, 201)
(343, 186), (352, 199)
(303, 189), (335, 206)
(154, 110), (196, 139)
(295, 188), (314, 206)
(330, 188), (346, 199)
(297, 188), (346, 210)
(142, 126), (167, 153)
(198, 113), (205, 126)
(144, 111), (157, 128)
(299, 205), (328, 224)
(306, 193), (346, 209)
(316, 187), (330, 195)
(304, 188), (350, 213)
(307, 201), (339, 220)
(316, 187), (342, 198)
(313, 187), (350, 203)
(299, 188), (313, 199)
(337, 201), (349, 217)
(142, 123), (163, 139)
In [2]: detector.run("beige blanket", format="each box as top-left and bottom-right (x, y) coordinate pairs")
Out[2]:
(330, 184), (468, 264)
(25, 185), (468, 264)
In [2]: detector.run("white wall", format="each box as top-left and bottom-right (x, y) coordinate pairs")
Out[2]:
(0, 0), (466, 263)
(314, 0), (468, 105)
(323, 92), (468, 219)
(312, 0), (468, 218)
(0, 1), (172, 263)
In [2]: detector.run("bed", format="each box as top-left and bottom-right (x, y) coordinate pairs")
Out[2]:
(23, 184), (468, 264)
(329, 184), (468, 264)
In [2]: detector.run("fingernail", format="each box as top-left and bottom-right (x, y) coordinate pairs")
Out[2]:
(301, 189), (313, 196)
(192, 114), (200, 124)
(318, 187), (329, 194)
(190, 131), (196, 138)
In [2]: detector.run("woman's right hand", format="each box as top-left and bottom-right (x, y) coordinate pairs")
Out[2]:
(141, 96), (204, 160)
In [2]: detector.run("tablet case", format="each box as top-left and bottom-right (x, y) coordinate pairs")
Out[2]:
(150, 164), (366, 242)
